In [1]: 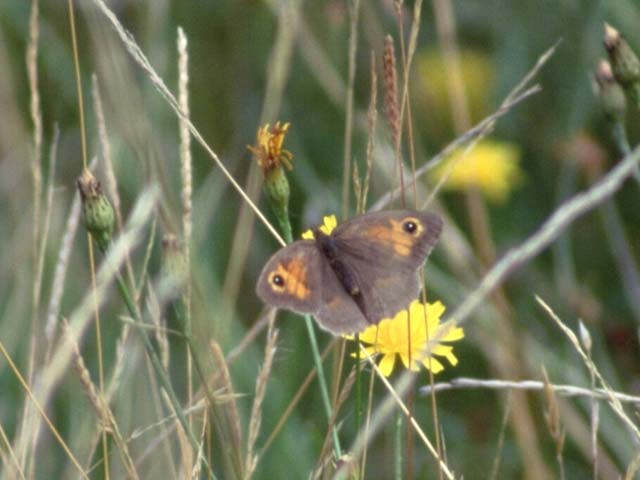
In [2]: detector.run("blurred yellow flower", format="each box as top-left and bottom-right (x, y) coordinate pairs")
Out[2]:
(415, 49), (494, 139)
(431, 140), (523, 203)
(301, 215), (337, 239)
(350, 300), (464, 377)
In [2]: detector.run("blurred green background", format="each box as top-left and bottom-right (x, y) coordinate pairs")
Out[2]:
(1, 1), (639, 478)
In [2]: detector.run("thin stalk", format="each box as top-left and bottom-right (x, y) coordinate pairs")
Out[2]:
(394, 412), (403, 480)
(611, 120), (640, 186)
(111, 269), (216, 480)
(279, 218), (342, 460)
(341, 0), (361, 220)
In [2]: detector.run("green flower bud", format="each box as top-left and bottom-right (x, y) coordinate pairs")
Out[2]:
(604, 23), (640, 107)
(248, 122), (293, 243)
(595, 59), (626, 122)
(77, 169), (115, 251)
(604, 24), (640, 86)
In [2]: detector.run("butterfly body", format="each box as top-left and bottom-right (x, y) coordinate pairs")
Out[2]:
(256, 210), (443, 334)
(314, 228), (362, 298)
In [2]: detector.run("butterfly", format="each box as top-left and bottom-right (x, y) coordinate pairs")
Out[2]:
(256, 210), (443, 334)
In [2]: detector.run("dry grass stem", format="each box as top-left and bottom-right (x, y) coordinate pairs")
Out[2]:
(373, 41), (559, 212)
(580, 320), (600, 478)
(342, 344), (455, 479)
(315, 368), (357, 475)
(371, 85), (539, 212)
(245, 318), (279, 478)
(210, 341), (243, 460)
(45, 156), (96, 348)
(536, 296), (640, 440)
(36, 126), (59, 336)
(29, 189), (158, 451)
(92, 75), (136, 290)
(382, 35), (405, 206)
(25, 1), (43, 469)
(352, 162), (362, 213)
(341, 0), (360, 219)
(127, 400), (207, 443)
(257, 338), (337, 463)
(358, 352), (378, 479)
(382, 35), (400, 154)
(135, 216), (157, 299)
(443, 145), (640, 329)
(177, 27), (193, 258)
(148, 285), (170, 369)
(542, 368), (566, 480)
(361, 51), (377, 212)
(394, 0), (423, 206)
(191, 407), (209, 479)
(91, 0), (284, 246)
(488, 393), (512, 480)
(218, 1), (298, 344)
(177, 26), (194, 426)
(27, 0), (42, 288)
(626, 451), (640, 480)
(62, 318), (140, 479)
(0, 341), (89, 480)
(0, 419), (26, 480)
(420, 377), (640, 404)
(91, 75), (121, 227)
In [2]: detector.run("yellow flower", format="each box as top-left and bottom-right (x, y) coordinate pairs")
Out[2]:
(301, 215), (338, 239)
(247, 121), (293, 175)
(430, 140), (523, 203)
(415, 49), (494, 139)
(351, 300), (464, 377)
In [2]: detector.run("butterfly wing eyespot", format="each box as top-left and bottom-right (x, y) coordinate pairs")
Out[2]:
(256, 241), (323, 315)
(401, 216), (423, 236)
(269, 271), (286, 291)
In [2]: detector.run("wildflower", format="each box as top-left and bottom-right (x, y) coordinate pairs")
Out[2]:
(301, 215), (338, 239)
(415, 49), (494, 139)
(430, 139), (523, 203)
(249, 122), (293, 241)
(77, 168), (115, 251)
(351, 300), (464, 377)
(248, 122), (293, 174)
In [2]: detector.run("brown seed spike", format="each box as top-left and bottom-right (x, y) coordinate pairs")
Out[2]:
(383, 35), (400, 150)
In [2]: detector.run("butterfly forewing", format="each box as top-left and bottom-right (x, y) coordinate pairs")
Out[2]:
(331, 210), (442, 323)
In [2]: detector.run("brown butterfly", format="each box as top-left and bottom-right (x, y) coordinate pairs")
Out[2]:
(256, 210), (443, 334)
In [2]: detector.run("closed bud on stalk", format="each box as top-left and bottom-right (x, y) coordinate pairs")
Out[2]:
(77, 169), (114, 251)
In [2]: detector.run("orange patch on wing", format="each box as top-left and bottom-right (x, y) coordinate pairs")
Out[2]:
(365, 219), (422, 256)
(272, 259), (311, 299)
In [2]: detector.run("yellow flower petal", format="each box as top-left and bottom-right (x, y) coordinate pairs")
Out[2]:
(378, 353), (396, 377)
(349, 299), (464, 377)
(422, 356), (444, 373)
(441, 325), (465, 342)
(357, 325), (381, 344)
(320, 215), (338, 234)
(300, 215), (338, 240)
